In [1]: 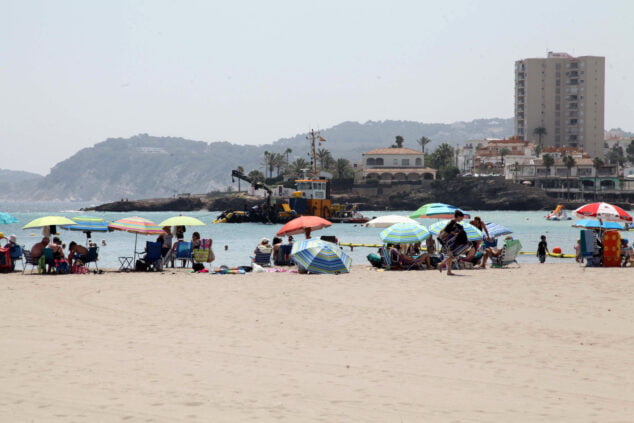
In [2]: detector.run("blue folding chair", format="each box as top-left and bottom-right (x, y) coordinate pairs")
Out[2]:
(137, 241), (163, 271)
(174, 241), (193, 268)
(251, 248), (272, 267)
(83, 246), (99, 271)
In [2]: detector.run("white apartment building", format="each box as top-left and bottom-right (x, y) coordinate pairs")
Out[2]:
(515, 52), (605, 158)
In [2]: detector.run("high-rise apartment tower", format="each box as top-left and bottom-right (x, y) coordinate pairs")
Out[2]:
(514, 52), (605, 157)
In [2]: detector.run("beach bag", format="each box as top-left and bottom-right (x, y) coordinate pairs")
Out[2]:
(0, 247), (11, 273)
(192, 262), (205, 272)
(55, 259), (69, 274)
(71, 264), (89, 274)
(366, 253), (383, 268)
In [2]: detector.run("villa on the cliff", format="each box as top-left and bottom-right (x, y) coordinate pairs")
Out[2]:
(361, 147), (436, 182)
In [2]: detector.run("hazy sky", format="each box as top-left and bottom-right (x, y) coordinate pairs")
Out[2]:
(2, 0), (633, 174)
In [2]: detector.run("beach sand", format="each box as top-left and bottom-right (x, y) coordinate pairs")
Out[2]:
(1, 264), (633, 422)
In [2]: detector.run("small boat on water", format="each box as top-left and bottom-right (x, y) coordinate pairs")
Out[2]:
(546, 204), (572, 221)
(329, 204), (369, 224)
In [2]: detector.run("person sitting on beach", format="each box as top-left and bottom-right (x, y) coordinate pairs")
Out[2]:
(425, 237), (437, 255)
(51, 237), (65, 260)
(68, 241), (89, 268)
(272, 237), (283, 258)
(161, 226), (173, 259)
(479, 236), (512, 269)
(254, 238), (273, 255)
(30, 237), (49, 259)
(191, 232), (201, 249)
(6, 234), (21, 271)
(388, 244), (429, 270)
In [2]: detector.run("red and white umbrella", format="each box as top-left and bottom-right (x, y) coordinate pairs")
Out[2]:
(574, 202), (632, 223)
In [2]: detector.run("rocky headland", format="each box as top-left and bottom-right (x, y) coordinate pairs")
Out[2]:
(85, 178), (559, 212)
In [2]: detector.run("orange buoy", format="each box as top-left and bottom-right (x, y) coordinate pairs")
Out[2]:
(553, 247), (562, 254)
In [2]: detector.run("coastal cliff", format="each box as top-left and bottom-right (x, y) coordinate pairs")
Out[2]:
(86, 178), (558, 212)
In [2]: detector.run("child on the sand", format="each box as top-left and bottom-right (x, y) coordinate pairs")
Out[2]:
(537, 235), (549, 263)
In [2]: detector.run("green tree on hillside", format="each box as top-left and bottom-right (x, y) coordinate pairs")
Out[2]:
(393, 135), (404, 148)
(416, 136), (431, 153)
(317, 148), (334, 170)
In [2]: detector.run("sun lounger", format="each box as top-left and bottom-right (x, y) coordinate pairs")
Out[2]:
(491, 239), (522, 268)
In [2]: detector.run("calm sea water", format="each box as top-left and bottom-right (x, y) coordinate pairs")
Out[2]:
(3, 201), (630, 269)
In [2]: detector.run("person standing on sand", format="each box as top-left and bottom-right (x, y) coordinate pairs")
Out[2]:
(537, 235), (549, 263)
(438, 210), (474, 275)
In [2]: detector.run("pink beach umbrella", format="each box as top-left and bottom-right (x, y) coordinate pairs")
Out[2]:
(108, 216), (165, 259)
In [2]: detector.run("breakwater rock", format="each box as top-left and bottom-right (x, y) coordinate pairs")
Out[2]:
(86, 178), (558, 213)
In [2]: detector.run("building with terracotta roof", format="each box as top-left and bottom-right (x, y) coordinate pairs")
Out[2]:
(361, 147), (436, 182)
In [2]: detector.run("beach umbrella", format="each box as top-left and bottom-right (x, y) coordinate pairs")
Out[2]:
(291, 239), (352, 274)
(61, 216), (112, 243)
(571, 219), (626, 231)
(428, 219), (484, 242)
(0, 212), (19, 225)
(485, 222), (513, 238)
(108, 216), (165, 259)
(22, 216), (77, 229)
(158, 216), (206, 227)
(276, 216), (332, 237)
(363, 215), (419, 228)
(410, 203), (470, 219)
(574, 202), (632, 223)
(379, 222), (431, 244)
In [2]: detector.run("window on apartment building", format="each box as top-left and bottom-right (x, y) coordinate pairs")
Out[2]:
(393, 159), (398, 165)
(401, 159), (409, 166)
(415, 158), (422, 166)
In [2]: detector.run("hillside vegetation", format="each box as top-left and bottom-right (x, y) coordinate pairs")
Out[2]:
(1, 118), (513, 201)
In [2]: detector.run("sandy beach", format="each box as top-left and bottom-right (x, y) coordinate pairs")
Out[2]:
(1, 263), (633, 422)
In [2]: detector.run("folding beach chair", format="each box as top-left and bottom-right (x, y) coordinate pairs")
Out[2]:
(83, 246), (99, 271)
(22, 250), (38, 274)
(137, 241), (163, 271)
(252, 247), (272, 267)
(173, 241), (193, 268)
(491, 239), (523, 268)
(9, 245), (23, 271)
(380, 246), (423, 270)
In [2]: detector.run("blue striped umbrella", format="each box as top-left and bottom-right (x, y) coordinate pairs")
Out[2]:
(428, 219), (483, 241)
(62, 216), (112, 232)
(485, 222), (513, 238)
(291, 239), (352, 274)
(0, 212), (19, 224)
(379, 222), (431, 244)
(571, 219), (626, 231)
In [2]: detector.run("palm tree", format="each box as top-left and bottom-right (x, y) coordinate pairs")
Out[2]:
(334, 158), (353, 179)
(288, 158), (310, 177)
(271, 153), (286, 177)
(592, 157), (604, 200)
(499, 147), (511, 169)
(262, 151), (272, 178)
(416, 136), (431, 153)
(236, 166), (244, 191)
(393, 136), (404, 148)
(542, 153), (554, 176)
(533, 127), (547, 149)
(317, 148), (333, 170)
(563, 155), (576, 200)
(284, 148), (293, 165)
